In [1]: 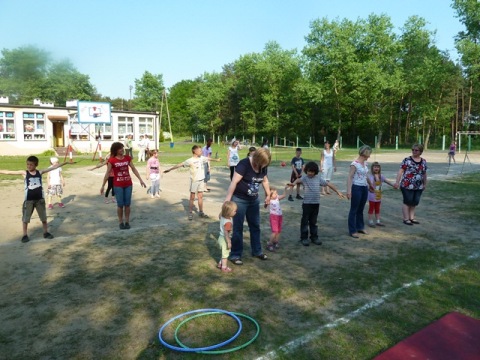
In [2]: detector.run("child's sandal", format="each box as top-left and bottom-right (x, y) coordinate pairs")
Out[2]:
(221, 266), (232, 272)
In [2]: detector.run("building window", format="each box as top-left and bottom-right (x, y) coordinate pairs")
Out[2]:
(0, 111), (16, 140)
(138, 117), (154, 138)
(118, 116), (133, 140)
(95, 123), (112, 140)
(23, 112), (45, 140)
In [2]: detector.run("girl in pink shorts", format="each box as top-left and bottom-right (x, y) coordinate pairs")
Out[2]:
(266, 186), (289, 251)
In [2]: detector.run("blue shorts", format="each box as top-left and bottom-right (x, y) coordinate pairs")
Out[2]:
(114, 186), (133, 207)
(401, 187), (423, 206)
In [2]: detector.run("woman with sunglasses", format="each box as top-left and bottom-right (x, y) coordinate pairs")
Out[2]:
(395, 143), (428, 225)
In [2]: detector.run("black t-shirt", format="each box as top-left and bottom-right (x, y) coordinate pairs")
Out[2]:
(25, 170), (44, 201)
(233, 157), (268, 200)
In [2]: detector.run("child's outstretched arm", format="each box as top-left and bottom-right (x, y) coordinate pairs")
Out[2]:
(278, 186), (291, 200)
(327, 182), (346, 199)
(39, 161), (69, 175)
(163, 162), (184, 173)
(89, 160), (107, 171)
(385, 177), (397, 189)
(0, 169), (25, 176)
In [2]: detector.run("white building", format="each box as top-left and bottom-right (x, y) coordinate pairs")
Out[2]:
(0, 98), (159, 156)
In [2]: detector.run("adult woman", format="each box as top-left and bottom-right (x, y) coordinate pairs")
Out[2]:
(320, 140), (337, 195)
(395, 143), (428, 225)
(227, 139), (240, 180)
(346, 145), (373, 238)
(224, 148), (272, 265)
(101, 142), (146, 229)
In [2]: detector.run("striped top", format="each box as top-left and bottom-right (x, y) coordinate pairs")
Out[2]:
(301, 174), (328, 204)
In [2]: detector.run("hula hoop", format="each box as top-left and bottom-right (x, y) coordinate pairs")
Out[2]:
(158, 309), (242, 352)
(174, 311), (261, 354)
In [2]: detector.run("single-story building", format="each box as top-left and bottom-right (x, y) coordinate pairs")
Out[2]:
(0, 97), (159, 156)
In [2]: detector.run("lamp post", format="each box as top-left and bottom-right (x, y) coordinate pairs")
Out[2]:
(129, 85), (133, 110)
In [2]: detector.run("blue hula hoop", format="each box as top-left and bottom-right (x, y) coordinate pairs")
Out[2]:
(158, 308), (242, 352)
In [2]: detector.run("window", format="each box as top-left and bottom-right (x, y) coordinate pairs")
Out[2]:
(0, 111), (16, 140)
(23, 112), (45, 140)
(138, 117), (154, 138)
(69, 118), (90, 141)
(118, 116), (134, 140)
(95, 123), (112, 140)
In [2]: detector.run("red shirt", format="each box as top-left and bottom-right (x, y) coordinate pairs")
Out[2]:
(108, 155), (132, 188)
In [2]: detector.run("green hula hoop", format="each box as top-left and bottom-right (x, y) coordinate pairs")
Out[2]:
(174, 311), (260, 354)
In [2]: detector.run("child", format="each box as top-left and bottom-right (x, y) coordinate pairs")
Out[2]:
(47, 157), (66, 209)
(367, 162), (396, 227)
(146, 149), (162, 199)
(202, 139), (213, 191)
(248, 146), (256, 157)
(0, 156), (68, 243)
(89, 155), (116, 203)
(288, 147), (304, 201)
(288, 161), (345, 246)
(448, 141), (456, 165)
(265, 186), (289, 251)
(227, 139), (240, 180)
(217, 201), (237, 272)
(164, 145), (221, 220)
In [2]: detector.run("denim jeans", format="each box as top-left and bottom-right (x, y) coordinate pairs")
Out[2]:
(301, 203), (319, 241)
(114, 185), (133, 207)
(229, 195), (262, 259)
(348, 184), (368, 234)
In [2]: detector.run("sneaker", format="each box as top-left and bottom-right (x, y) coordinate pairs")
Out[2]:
(21, 235), (30, 243)
(288, 195), (294, 202)
(104, 199), (110, 204)
(312, 239), (323, 245)
(376, 222), (385, 227)
(119, 223), (125, 230)
(124, 222), (131, 229)
(47, 204), (53, 210)
(296, 194), (303, 200)
(266, 243), (275, 252)
(58, 203), (65, 208)
(301, 238), (310, 246)
(43, 232), (54, 239)
(274, 242), (280, 250)
(368, 222), (376, 228)
(111, 198), (116, 203)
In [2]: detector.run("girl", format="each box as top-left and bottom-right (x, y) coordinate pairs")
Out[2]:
(146, 149), (162, 199)
(367, 162), (396, 227)
(100, 142), (146, 229)
(227, 140), (240, 181)
(266, 186), (289, 251)
(448, 141), (456, 165)
(90, 155), (116, 204)
(217, 201), (237, 272)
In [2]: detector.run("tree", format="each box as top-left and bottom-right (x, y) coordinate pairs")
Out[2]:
(132, 71), (164, 111)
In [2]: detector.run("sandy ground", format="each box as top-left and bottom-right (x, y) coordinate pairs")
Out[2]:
(0, 150), (477, 246)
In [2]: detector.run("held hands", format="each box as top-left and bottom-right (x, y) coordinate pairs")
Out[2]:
(140, 181), (146, 188)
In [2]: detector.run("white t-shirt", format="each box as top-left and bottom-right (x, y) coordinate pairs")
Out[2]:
(323, 149), (334, 169)
(183, 156), (209, 181)
(48, 167), (62, 185)
(269, 198), (282, 216)
(228, 147), (240, 166)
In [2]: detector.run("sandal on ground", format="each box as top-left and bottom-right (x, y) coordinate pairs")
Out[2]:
(188, 213), (193, 220)
(358, 230), (368, 234)
(410, 219), (420, 224)
(350, 233), (360, 238)
(216, 262), (222, 269)
(266, 244), (275, 252)
(255, 254), (268, 260)
(230, 258), (243, 265)
(104, 199), (110, 204)
(403, 220), (413, 225)
(221, 266), (233, 272)
(199, 212), (209, 218)
(376, 222), (385, 227)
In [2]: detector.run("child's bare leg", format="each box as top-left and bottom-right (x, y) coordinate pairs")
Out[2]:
(221, 257), (228, 268)
(296, 184), (301, 196)
(269, 232), (276, 244)
(189, 193), (195, 213)
(23, 222), (28, 236)
(47, 195), (53, 206)
(197, 192), (204, 212)
(42, 220), (48, 233)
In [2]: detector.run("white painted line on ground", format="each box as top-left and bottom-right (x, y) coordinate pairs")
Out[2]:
(255, 252), (480, 360)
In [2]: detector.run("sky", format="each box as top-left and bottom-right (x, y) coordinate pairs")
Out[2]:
(2, 0), (464, 100)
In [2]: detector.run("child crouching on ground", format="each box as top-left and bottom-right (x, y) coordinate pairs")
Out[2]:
(288, 161), (345, 246)
(266, 186), (289, 251)
(217, 201), (237, 272)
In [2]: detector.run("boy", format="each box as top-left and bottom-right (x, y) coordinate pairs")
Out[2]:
(288, 161), (345, 246)
(288, 147), (305, 201)
(164, 145), (221, 220)
(0, 156), (68, 243)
